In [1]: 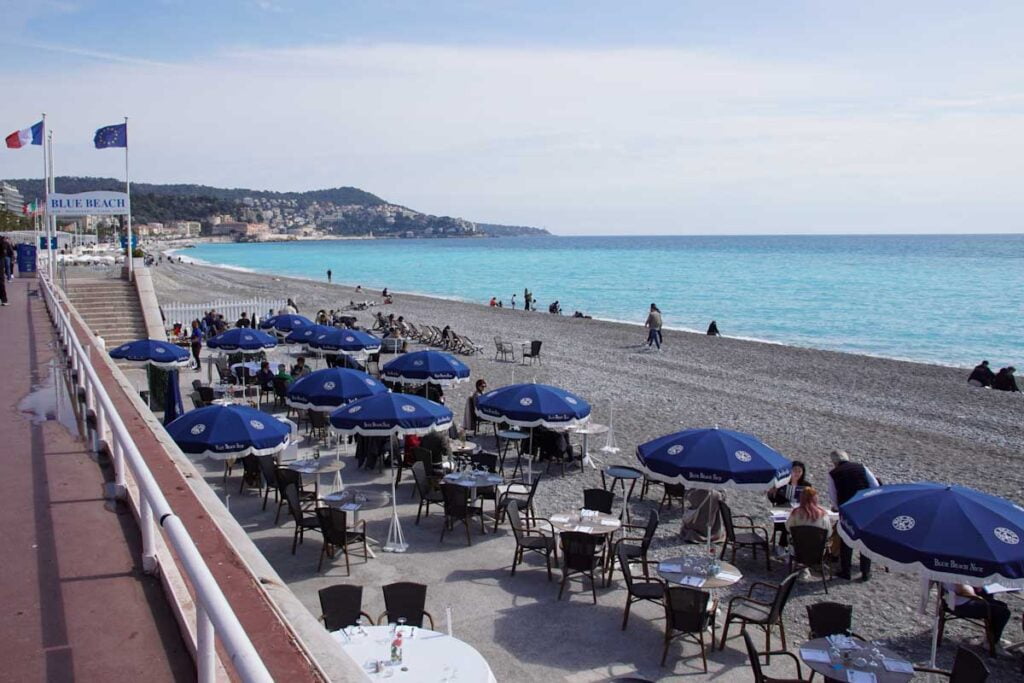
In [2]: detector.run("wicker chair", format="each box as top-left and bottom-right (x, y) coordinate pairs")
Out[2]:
(742, 630), (808, 683)
(607, 509), (659, 586)
(377, 582), (435, 628)
(411, 461), (443, 524)
(719, 571), (801, 657)
(508, 501), (557, 580)
(618, 544), (664, 631)
(440, 484), (486, 545)
(913, 646), (989, 682)
(316, 506), (368, 575)
(319, 584), (372, 631)
(788, 525), (832, 594)
(662, 586), (716, 671)
(720, 502), (772, 571)
(558, 531), (604, 603)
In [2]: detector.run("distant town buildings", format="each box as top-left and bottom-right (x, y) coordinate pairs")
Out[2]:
(1, 182), (25, 215)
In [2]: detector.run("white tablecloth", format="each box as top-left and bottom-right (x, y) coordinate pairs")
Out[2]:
(332, 626), (496, 682)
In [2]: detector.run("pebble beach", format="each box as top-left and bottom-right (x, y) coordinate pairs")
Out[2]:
(151, 257), (1024, 680)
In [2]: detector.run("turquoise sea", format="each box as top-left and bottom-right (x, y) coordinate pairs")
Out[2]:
(180, 234), (1023, 368)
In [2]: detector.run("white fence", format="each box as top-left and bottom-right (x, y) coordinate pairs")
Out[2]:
(40, 275), (273, 683)
(162, 299), (287, 327)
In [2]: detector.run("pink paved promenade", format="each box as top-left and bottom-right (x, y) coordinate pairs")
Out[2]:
(0, 278), (195, 681)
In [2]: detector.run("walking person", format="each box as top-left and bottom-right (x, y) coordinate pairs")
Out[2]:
(326, 268), (332, 283)
(827, 449), (880, 581)
(189, 320), (203, 371)
(511, 294), (516, 309)
(1, 237), (13, 281)
(0, 265), (8, 306)
(523, 288), (532, 311)
(644, 303), (663, 350)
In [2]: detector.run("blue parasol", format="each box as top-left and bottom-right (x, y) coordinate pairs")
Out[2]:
(636, 427), (791, 491)
(286, 367), (386, 412)
(839, 482), (1024, 666)
(207, 328), (278, 352)
(328, 392), (452, 437)
(165, 404), (290, 460)
(109, 338), (191, 370)
(307, 328), (382, 355)
(839, 483), (1024, 586)
(284, 324), (335, 347)
(259, 314), (314, 336)
(381, 350), (471, 387)
(474, 383), (591, 428)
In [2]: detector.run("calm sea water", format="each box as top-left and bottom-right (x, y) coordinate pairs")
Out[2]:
(180, 234), (1023, 368)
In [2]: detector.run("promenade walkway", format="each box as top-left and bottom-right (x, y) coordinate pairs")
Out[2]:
(0, 278), (194, 681)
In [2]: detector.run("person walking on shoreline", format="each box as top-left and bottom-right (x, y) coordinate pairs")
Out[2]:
(326, 269), (332, 283)
(524, 288), (532, 311)
(645, 303), (663, 350)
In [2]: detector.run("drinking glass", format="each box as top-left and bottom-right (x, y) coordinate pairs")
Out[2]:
(397, 617), (407, 635)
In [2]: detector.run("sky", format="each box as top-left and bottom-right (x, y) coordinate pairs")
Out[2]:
(1, 1), (1023, 235)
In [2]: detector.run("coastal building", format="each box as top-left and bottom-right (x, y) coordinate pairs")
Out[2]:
(1, 181), (25, 215)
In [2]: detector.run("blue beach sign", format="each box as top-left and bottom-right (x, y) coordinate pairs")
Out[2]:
(47, 191), (130, 216)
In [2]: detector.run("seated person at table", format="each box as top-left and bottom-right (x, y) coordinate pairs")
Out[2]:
(531, 426), (574, 463)
(291, 356), (311, 379)
(768, 460), (810, 553)
(785, 487), (831, 533)
(462, 379), (487, 434)
(254, 361), (275, 389)
(420, 429), (453, 463)
(234, 312), (251, 328)
(275, 363), (292, 382)
(942, 583), (1012, 644)
(680, 489), (725, 544)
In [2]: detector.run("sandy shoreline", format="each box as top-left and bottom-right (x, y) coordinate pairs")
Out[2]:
(148, 257), (1023, 678)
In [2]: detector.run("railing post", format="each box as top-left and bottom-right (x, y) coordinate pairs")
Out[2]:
(139, 497), (158, 574)
(196, 604), (216, 683)
(96, 402), (109, 455)
(111, 438), (127, 498)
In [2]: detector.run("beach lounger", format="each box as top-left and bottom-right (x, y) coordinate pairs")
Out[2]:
(460, 335), (484, 355)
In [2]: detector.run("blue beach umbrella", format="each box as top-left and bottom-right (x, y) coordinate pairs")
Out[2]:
(308, 328), (382, 355)
(284, 324), (335, 347)
(165, 404), (290, 460)
(109, 338), (191, 369)
(286, 367), (387, 412)
(839, 482), (1024, 666)
(381, 350), (471, 387)
(636, 427), (791, 491)
(475, 383), (591, 428)
(839, 483), (1024, 585)
(163, 369), (184, 425)
(329, 392), (453, 437)
(259, 314), (314, 336)
(207, 328), (278, 352)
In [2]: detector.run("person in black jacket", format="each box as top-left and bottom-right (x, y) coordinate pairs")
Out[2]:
(967, 360), (995, 387)
(827, 449), (880, 581)
(992, 366), (1019, 392)
(706, 320), (720, 336)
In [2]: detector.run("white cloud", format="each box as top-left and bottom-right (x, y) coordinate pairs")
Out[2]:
(1, 43), (1022, 233)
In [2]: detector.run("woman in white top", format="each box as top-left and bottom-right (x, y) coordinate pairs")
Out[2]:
(785, 486), (832, 532)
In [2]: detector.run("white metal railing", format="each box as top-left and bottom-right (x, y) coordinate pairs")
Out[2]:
(39, 274), (273, 683)
(162, 299), (287, 328)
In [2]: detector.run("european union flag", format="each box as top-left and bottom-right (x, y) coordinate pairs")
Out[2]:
(94, 123), (127, 149)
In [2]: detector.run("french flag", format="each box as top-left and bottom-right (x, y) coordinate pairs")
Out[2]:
(5, 120), (44, 149)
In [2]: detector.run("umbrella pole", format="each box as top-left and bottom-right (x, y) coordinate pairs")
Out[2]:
(383, 433), (408, 553)
(527, 427), (534, 486)
(930, 581), (942, 669)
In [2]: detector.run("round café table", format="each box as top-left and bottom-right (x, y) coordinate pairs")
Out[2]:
(799, 636), (915, 682)
(548, 510), (622, 535)
(601, 465), (644, 524)
(332, 625), (496, 682)
(657, 557), (743, 590)
(322, 488), (391, 557)
(571, 423), (609, 468)
(443, 471), (505, 531)
(287, 458), (345, 497)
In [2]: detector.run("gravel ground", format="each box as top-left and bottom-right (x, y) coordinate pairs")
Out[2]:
(151, 257), (1024, 680)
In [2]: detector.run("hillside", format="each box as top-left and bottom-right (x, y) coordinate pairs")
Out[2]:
(6, 177), (550, 238)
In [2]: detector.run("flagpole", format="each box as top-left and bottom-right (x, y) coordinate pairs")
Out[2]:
(40, 113), (47, 277)
(124, 116), (133, 279)
(47, 129), (55, 279)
